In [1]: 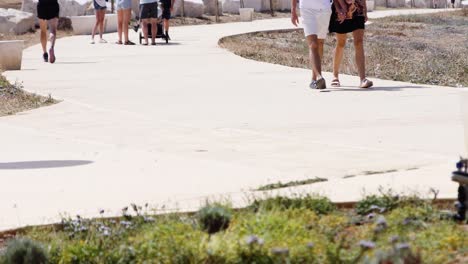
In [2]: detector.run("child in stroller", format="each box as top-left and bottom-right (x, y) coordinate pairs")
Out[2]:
(134, 2), (169, 45)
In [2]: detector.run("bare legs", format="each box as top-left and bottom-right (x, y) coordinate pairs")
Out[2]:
(39, 18), (58, 63)
(117, 9), (132, 43)
(352, 29), (366, 81)
(92, 9), (106, 43)
(333, 29), (371, 87)
(163, 18), (169, 38)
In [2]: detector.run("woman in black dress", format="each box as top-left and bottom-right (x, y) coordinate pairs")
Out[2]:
(329, 0), (373, 88)
(37, 0), (59, 63)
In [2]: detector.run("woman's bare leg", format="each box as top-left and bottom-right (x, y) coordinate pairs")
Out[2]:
(92, 11), (99, 41)
(39, 19), (48, 53)
(150, 18), (157, 44)
(142, 19), (149, 44)
(333, 33), (347, 80)
(123, 9), (131, 42)
(352, 29), (366, 81)
(99, 10), (105, 39)
(306, 35), (323, 81)
(117, 9), (124, 43)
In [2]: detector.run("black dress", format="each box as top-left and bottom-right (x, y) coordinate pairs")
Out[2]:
(329, 0), (365, 34)
(37, 0), (60, 20)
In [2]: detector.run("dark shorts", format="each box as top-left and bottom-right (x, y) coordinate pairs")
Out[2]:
(328, 5), (365, 34)
(140, 2), (158, 19)
(162, 7), (171, 20)
(94, 0), (107, 10)
(37, 0), (60, 20)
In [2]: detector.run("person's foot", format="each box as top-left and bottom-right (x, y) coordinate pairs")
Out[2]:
(360, 78), (373, 88)
(310, 77), (326, 90)
(151, 42), (156, 45)
(124, 40), (135, 45)
(165, 32), (170, 40)
(42, 52), (48, 62)
(115, 40), (123, 45)
(142, 41), (148, 46)
(99, 39), (107, 43)
(49, 48), (55, 64)
(331, 78), (340, 87)
(90, 39), (95, 44)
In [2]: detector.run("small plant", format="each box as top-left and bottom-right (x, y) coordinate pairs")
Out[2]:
(197, 204), (232, 235)
(0, 238), (48, 264)
(248, 195), (335, 214)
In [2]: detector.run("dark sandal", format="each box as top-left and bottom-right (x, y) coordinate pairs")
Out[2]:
(331, 79), (340, 87)
(43, 52), (48, 62)
(124, 41), (135, 45)
(115, 41), (123, 45)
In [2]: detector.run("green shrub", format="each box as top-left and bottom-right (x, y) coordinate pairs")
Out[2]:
(0, 238), (48, 264)
(197, 204), (232, 235)
(355, 190), (426, 215)
(248, 195), (335, 214)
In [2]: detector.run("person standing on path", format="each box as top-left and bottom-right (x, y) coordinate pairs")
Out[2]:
(91, 0), (108, 44)
(329, 0), (373, 88)
(116, 0), (135, 45)
(291, 0), (331, 90)
(160, 0), (174, 40)
(37, 0), (59, 63)
(139, 0), (159, 45)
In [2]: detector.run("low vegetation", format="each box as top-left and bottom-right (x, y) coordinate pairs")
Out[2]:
(0, 74), (55, 117)
(1, 193), (466, 263)
(220, 10), (468, 87)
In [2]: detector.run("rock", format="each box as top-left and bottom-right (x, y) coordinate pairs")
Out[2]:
(0, 8), (35, 34)
(203, 0), (222, 15)
(173, 0), (204, 18)
(21, 0), (92, 18)
(0, 40), (24, 71)
(222, 0), (240, 14)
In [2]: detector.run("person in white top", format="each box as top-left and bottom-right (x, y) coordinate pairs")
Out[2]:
(291, 0), (331, 90)
(91, 0), (108, 44)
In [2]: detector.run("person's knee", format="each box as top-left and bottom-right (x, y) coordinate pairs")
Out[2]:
(308, 39), (319, 50)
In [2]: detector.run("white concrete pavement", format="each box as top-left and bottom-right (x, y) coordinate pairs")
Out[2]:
(1, 9), (466, 231)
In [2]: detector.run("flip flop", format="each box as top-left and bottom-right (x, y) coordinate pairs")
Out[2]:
(360, 78), (373, 89)
(115, 40), (123, 45)
(124, 40), (136, 45)
(331, 79), (340, 87)
(151, 42), (156, 46)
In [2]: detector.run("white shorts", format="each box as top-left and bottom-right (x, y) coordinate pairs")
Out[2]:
(300, 8), (332, 39)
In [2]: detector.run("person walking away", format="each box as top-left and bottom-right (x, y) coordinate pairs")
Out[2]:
(116, 0), (135, 45)
(329, 0), (373, 88)
(91, 0), (108, 44)
(140, 0), (159, 45)
(37, 0), (59, 63)
(291, 0), (331, 90)
(160, 0), (174, 40)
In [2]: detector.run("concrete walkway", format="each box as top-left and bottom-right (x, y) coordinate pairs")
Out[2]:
(1, 9), (465, 231)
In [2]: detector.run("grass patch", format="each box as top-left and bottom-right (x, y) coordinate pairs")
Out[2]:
(1, 194), (466, 263)
(219, 10), (468, 87)
(0, 74), (56, 117)
(256, 177), (328, 191)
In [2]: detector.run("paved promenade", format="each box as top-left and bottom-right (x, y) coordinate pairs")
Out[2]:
(1, 9), (465, 231)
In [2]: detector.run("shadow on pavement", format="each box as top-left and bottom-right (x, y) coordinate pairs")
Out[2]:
(329, 86), (426, 92)
(0, 160), (93, 170)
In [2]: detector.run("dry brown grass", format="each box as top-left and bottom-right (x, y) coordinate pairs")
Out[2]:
(220, 10), (468, 87)
(0, 75), (56, 116)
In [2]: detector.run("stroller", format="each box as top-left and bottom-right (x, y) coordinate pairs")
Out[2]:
(135, 5), (169, 44)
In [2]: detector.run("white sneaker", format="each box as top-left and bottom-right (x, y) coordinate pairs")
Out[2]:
(99, 39), (107, 43)
(90, 39), (95, 44)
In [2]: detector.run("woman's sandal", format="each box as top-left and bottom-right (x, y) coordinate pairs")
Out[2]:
(331, 79), (340, 87)
(124, 40), (135, 45)
(360, 78), (374, 89)
(115, 40), (123, 45)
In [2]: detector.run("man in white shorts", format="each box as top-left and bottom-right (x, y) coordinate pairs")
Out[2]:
(291, 0), (331, 89)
